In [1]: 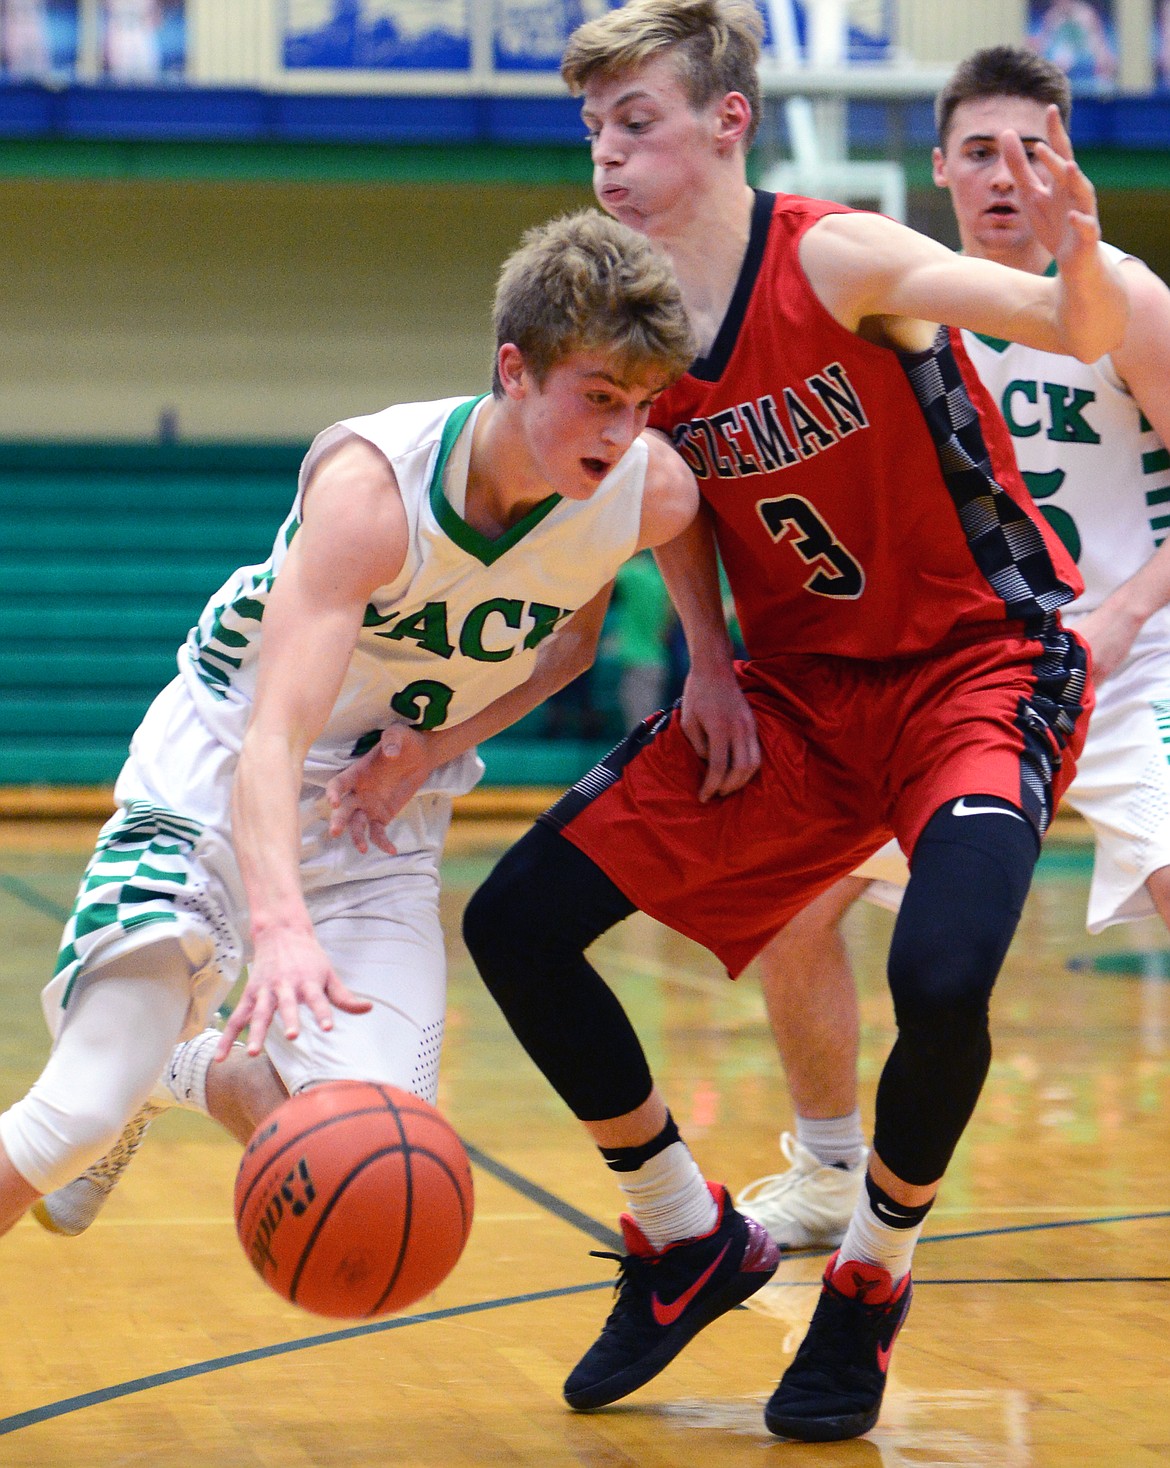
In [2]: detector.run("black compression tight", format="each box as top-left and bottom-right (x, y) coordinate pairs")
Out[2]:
(873, 797), (1039, 1185)
(464, 798), (1039, 1183)
(463, 822), (649, 1121)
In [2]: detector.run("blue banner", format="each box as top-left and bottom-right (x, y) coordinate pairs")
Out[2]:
(281, 1), (895, 75)
(284, 1), (471, 70)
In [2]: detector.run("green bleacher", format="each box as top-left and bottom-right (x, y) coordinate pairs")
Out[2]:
(0, 442), (618, 789)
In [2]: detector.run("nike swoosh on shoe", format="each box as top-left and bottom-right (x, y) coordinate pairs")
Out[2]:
(651, 1242), (732, 1326)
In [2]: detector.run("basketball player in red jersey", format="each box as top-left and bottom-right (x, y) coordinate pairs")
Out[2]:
(332, 0), (1126, 1443)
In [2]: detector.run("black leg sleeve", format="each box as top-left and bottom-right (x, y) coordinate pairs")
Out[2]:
(462, 821), (653, 1121)
(873, 797), (1039, 1186)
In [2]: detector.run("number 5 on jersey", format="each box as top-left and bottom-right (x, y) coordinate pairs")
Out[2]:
(757, 495), (866, 599)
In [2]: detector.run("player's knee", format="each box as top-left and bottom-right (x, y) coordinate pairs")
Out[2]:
(0, 1090), (127, 1195)
(463, 860), (527, 972)
(463, 823), (633, 993)
(887, 921), (1002, 1020)
(886, 910), (1000, 1072)
(889, 801), (1038, 1020)
(892, 994), (992, 1081)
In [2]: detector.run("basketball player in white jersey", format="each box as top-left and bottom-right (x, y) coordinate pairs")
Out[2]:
(735, 45), (1170, 1252)
(7, 209), (699, 1239)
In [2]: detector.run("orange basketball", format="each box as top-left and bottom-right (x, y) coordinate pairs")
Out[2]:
(234, 1080), (474, 1319)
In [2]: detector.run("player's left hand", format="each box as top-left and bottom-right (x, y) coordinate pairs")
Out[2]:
(1001, 104), (1101, 269)
(679, 663), (761, 801)
(325, 723), (434, 854)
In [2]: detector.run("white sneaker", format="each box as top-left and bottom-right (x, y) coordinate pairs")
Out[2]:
(31, 1100), (168, 1236)
(735, 1133), (867, 1251)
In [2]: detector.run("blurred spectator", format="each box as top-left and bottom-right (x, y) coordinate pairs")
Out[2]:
(103, 0), (162, 81)
(612, 550), (673, 730)
(543, 667), (607, 741)
(1028, 0), (1118, 87)
(1158, 0), (1170, 88)
(2, 0), (52, 78)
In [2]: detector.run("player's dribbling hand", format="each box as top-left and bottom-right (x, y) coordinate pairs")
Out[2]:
(679, 663), (761, 801)
(217, 929), (373, 1059)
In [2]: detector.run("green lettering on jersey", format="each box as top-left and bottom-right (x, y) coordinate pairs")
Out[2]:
(1038, 505), (1081, 562)
(460, 598), (522, 662)
(390, 680), (454, 730)
(1002, 380), (1041, 437)
(1021, 468), (1080, 562)
(1021, 469), (1065, 501)
(377, 602), (455, 659)
(524, 603), (572, 651)
(1143, 447), (1170, 475)
(1042, 383), (1100, 444)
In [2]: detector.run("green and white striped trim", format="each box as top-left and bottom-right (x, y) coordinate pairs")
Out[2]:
(1140, 424), (1170, 548)
(1152, 698), (1170, 759)
(52, 801), (205, 1006)
(190, 567), (275, 701)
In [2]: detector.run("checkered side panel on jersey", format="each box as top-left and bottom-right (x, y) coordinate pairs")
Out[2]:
(1013, 619), (1090, 836)
(538, 704), (676, 834)
(52, 801), (205, 1004)
(899, 328), (1078, 629)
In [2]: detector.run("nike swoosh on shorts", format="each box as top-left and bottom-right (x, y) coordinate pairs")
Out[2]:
(951, 797), (1026, 822)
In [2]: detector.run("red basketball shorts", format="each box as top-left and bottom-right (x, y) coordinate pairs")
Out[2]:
(544, 625), (1090, 976)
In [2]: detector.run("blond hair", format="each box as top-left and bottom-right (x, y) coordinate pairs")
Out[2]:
(562, 0), (764, 149)
(492, 209), (695, 396)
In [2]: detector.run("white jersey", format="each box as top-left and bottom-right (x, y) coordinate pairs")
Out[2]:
(962, 243), (1170, 657)
(179, 394), (646, 793)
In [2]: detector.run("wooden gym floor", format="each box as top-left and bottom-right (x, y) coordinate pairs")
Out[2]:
(0, 808), (1168, 1467)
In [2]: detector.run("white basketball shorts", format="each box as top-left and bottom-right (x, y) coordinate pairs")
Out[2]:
(44, 678), (455, 1103)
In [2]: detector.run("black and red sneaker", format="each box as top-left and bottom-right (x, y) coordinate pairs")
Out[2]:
(564, 1182), (780, 1410)
(765, 1252), (912, 1442)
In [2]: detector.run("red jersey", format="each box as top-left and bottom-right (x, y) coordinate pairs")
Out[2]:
(649, 191), (1083, 661)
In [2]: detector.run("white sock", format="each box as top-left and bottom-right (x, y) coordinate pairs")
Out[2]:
(836, 1194), (923, 1284)
(796, 1109), (867, 1170)
(617, 1141), (718, 1251)
(154, 1029), (226, 1114)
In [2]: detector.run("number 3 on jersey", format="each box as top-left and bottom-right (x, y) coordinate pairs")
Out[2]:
(757, 495), (865, 599)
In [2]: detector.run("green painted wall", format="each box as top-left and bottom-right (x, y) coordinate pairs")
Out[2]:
(0, 176), (593, 441)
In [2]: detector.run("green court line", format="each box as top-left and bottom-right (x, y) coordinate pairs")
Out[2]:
(1067, 950), (1170, 977)
(0, 1280), (614, 1436)
(0, 872), (70, 923)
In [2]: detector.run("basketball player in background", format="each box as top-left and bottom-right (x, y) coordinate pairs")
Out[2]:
(7, 213), (710, 1263)
(738, 45), (1170, 1260)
